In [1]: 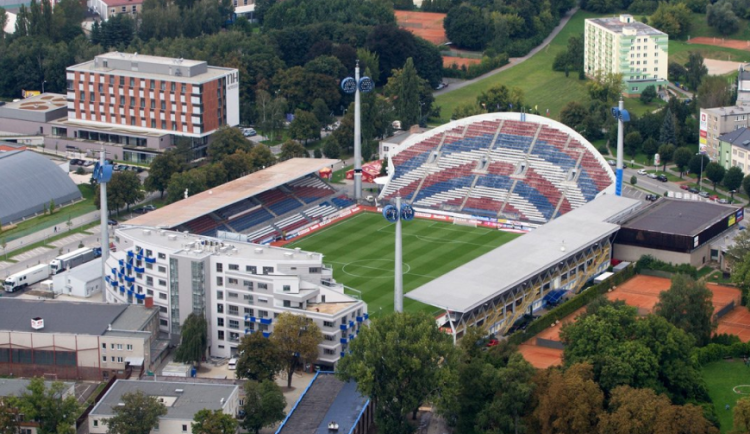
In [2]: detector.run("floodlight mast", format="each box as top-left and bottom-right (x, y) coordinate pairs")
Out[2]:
(394, 196), (403, 312)
(354, 62), (362, 202)
(611, 98), (630, 196)
(99, 150), (109, 302)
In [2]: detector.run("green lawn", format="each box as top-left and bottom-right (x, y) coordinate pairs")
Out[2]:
(702, 360), (750, 433)
(434, 10), (660, 124)
(669, 40), (750, 65)
(287, 212), (518, 317)
(1, 184), (97, 242)
(686, 13), (750, 43)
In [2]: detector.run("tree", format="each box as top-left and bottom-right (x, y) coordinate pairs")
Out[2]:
(207, 126), (252, 162)
(48, 198), (55, 215)
(0, 398), (19, 434)
(452, 102), (485, 120)
(235, 332), (284, 381)
(192, 409), (237, 434)
(734, 397), (750, 433)
(654, 274), (715, 346)
(337, 312), (458, 434)
(649, 2), (692, 38)
(311, 98), (333, 130)
(166, 170), (207, 204)
(278, 140), (307, 161)
(673, 147), (692, 178)
(706, 162), (726, 191)
(640, 85), (657, 104)
(659, 108), (677, 148)
(598, 386), (718, 434)
(271, 312), (323, 388)
(697, 75), (734, 109)
(322, 137), (341, 159)
(145, 152), (181, 198)
(289, 110), (320, 144)
(444, 5), (490, 50)
(625, 131), (642, 158)
(0, 7), (7, 39)
(385, 57), (425, 128)
(586, 71), (624, 102)
(106, 390), (167, 434)
(707, 0), (740, 35)
(475, 353), (536, 434)
(630, 175), (637, 185)
(724, 166), (744, 200)
(658, 143), (675, 172)
(689, 154), (710, 183)
(174, 313), (208, 367)
(249, 144), (276, 169)
(642, 138), (659, 161)
(241, 380), (286, 434)
(477, 84), (525, 113)
(110, 171), (145, 213)
(560, 101), (588, 131)
(531, 363), (604, 434)
(744, 174), (750, 198)
(15, 378), (81, 434)
(685, 52), (708, 91)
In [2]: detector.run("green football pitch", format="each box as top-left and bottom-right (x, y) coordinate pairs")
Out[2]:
(287, 212), (520, 317)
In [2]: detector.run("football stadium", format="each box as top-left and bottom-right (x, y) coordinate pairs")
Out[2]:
(129, 112), (633, 338)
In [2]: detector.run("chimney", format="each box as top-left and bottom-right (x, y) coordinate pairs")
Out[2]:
(31, 317), (44, 330)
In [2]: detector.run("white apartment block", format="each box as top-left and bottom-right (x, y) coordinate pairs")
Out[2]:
(104, 226), (368, 369)
(584, 14), (668, 95)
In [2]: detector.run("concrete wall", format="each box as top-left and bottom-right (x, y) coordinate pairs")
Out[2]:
(613, 243), (711, 268)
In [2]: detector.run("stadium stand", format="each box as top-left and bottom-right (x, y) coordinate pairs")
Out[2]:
(288, 176), (336, 203)
(380, 113), (615, 224)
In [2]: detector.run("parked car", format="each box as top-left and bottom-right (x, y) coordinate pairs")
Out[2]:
(70, 158), (82, 166)
(698, 191), (710, 198)
(243, 128), (257, 137)
(645, 194), (659, 202)
(656, 175), (668, 182)
(718, 198), (729, 204)
(608, 159), (616, 166)
(648, 173), (658, 179)
(709, 195), (719, 201)
(436, 82), (448, 90)
(83, 160), (95, 167)
(680, 184), (689, 190)
(637, 169), (647, 176)
(107, 219), (118, 226)
(486, 339), (499, 347)
(687, 187), (699, 194)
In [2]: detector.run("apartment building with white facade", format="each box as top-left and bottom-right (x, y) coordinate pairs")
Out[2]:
(584, 14), (668, 95)
(104, 226), (368, 369)
(700, 105), (750, 166)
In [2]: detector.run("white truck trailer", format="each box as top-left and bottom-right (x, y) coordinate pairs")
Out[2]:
(49, 247), (101, 274)
(4, 264), (51, 293)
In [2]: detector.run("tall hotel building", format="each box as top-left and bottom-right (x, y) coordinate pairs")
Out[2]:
(64, 52), (239, 163)
(584, 15), (668, 96)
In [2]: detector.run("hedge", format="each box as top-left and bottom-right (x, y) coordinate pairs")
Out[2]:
(507, 264), (637, 347)
(634, 254), (698, 278)
(692, 342), (750, 365)
(442, 54), (509, 80)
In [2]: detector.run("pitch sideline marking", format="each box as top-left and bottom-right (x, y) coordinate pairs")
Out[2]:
(287, 212), (367, 244)
(331, 260), (439, 279)
(375, 225), (499, 247)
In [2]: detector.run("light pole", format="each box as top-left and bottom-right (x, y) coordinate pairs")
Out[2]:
(42, 80), (47, 94)
(696, 147), (706, 193)
(611, 99), (631, 196)
(382, 197), (415, 312)
(341, 62), (374, 202)
(92, 149), (113, 303)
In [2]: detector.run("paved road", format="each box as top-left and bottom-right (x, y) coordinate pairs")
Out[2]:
(668, 82), (694, 99)
(433, 7), (579, 98)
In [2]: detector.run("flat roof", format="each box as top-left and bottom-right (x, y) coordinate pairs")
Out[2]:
(0, 379), (75, 398)
(619, 198), (738, 236)
(703, 105), (750, 116)
(0, 93), (67, 113)
(305, 302), (356, 315)
(277, 373), (367, 434)
(405, 195), (640, 312)
(128, 158), (339, 228)
(67, 55), (231, 85)
(91, 380), (237, 420)
(586, 16), (666, 36)
(0, 299), (153, 335)
(63, 257), (103, 282)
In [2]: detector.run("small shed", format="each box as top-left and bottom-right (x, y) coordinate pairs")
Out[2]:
(594, 271), (614, 284)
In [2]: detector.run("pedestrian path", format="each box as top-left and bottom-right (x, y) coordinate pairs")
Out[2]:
(50, 231), (93, 248)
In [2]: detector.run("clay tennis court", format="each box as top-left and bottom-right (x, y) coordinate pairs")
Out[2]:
(394, 11), (448, 45)
(443, 56), (482, 68)
(717, 307), (750, 342)
(518, 307), (584, 369)
(606, 275), (740, 316)
(689, 37), (750, 52)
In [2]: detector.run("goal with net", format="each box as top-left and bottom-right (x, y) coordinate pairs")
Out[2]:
(453, 218), (478, 228)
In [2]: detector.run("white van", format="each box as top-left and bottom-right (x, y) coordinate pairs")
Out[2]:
(228, 358), (237, 370)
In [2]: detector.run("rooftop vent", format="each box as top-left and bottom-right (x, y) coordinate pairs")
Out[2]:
(31, 317), (44, 330)
(143, 229), (152, 236)
(175, 389), (184, 393)
(284, 252), (293, 258)
(294, 248), (301, 253)
(255, 248), (264, 255)
(168, 235), (178, 241)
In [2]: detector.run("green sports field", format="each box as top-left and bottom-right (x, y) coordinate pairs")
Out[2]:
(703, 360), (750, 432)
(287, 212), (519, 317)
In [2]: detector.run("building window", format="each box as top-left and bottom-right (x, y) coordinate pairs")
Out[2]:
(160, 319), (168, 326)
(161, 82), (166, 91)
(229, 305), (239, 315)
(127, 344), (133, 350)
(171, 82), (176, 92)
(228, 278), (238, 285)
(159, 292), (167, 300)
(217, 304), (224, 314)
(159, 253), (166, 259)
(216, 263), (223, 273)
(158, 266), (166, 273)
(102, 356), (106, 362)
(324, 349), (335, 355)
(181, 84), (186, 94)
(146, 276), (153, 285)
(244, 295), (253, 303)
(158, 279), (166, 286)
(150, 80), (155, 89)
(228, 292), (238, 299)
(246, 265), (257, 274)
(323, 321), (334, 327)
(262, 267), (274, 275)
(217, 276), (224, 286)
(217, 291), (223, 300)
(283, 285), (291, 292)
(283, 300), (291, 307)
(218, 318), (224, 327)
(243, 280), (253, 289)
(258, 283), (268, 290)
(229, 319), (239, 329)
(217, 331), (224, 341)
(324, 334), (335, 341)
(229, 264), (239, 271)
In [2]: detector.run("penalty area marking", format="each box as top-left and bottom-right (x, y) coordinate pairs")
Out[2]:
(734, 385), (750, 395)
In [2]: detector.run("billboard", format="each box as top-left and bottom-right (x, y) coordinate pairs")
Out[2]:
(700, 111), (708, 132)
(224, 70), (240, 127)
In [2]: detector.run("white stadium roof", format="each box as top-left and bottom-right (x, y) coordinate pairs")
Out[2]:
(405, 195), (640, 313)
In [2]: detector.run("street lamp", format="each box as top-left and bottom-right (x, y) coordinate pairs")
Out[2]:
(696, 150), (706, 193)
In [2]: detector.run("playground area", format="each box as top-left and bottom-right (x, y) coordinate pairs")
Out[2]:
(394, 10), (448, 45)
